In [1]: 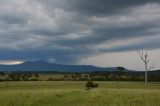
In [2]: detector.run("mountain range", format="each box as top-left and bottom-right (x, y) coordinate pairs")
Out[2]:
(0, 60), (119, 72)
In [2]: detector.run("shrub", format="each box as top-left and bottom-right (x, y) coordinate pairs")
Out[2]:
(85, 80), (99, 90)
(93, 83), (99, 87)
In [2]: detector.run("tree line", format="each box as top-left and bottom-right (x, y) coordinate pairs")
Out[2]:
(0, 72), (39, 81)
(0, 68), (159, 81)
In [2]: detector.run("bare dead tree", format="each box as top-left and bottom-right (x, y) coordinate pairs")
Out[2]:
(137, 50), (150, 88)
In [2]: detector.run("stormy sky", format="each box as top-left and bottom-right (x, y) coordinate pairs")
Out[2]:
(0, 0), (160, 70)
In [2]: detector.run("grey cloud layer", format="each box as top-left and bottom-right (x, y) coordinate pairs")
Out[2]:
(0, 0), (160, 63)
(39, 0), (160, 16)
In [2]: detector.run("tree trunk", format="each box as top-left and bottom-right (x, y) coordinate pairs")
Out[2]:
(145, 62), (148, 88)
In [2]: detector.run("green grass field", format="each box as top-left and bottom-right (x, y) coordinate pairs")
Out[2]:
(0, 81), (160, 106)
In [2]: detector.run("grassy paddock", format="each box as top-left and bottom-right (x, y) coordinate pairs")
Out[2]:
(0, 81), (160, 106)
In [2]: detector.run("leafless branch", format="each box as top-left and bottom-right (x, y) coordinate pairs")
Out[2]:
(137, 50), (146, 63)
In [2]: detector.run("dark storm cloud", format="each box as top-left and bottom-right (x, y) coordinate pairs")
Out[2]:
(66, 0), (160, 16)
(99, 35), (160, 53)
(40, 0), (160, 16)
(0, 0), (160, 63)
(54, 24), (155, 48)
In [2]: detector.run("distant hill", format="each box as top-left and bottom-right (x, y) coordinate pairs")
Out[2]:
(0, 60), (122, 72)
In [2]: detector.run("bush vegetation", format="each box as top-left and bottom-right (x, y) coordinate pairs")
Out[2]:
(85, 80), (99, 90)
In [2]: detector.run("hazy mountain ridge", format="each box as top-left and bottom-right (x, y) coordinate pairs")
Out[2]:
(0, 60), (119, 72)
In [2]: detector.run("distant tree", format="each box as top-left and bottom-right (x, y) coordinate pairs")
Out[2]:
(109, 74), (115, 82)
(84, 75), (89, 79)
(74, 73), (82, 80)
(34, 73), (39, 78)
(115, 67), (125, 89)
(63, 74), (70, 80)
(48, 78), (54, 81)
(0, 72), (5, 76)
(105, 73), (110, 78)
(8, 72), (21, 81)
(20, 73), (34, 81)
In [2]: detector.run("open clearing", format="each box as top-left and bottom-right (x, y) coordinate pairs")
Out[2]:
(0, 81), (160, 106)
